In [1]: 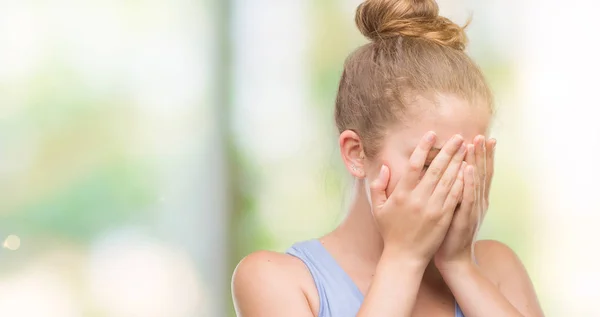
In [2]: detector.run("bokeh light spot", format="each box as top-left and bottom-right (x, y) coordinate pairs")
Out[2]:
(3, 235), (21, 251)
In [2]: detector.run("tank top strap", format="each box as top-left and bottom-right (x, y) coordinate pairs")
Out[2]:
(286, 239), (363, 316)
(455, 302), (465, 317)
(287, 239), (464, 317)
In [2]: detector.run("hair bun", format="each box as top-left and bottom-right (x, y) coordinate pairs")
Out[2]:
(355, 0), (468, 50)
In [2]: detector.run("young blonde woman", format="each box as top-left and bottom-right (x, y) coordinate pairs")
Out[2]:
(232, 0), (544, 316)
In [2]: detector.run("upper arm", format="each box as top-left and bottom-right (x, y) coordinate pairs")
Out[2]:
(231, 251), (315, 317)
(475, 240), (545, 317)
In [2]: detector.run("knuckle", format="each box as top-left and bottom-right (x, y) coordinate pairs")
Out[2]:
(425, 208), (443, 220)
(406, 197), (423, 211)
(454, 222), (469, 233)
(390, 192), (407, 205)
(450, 189), (462, 201)
(483, 200), (490, 210)
(463, 196), (475, 207)
(408, 159), (422, 172)
(439, 176), (453, 189)
(428, 166), (443, 178)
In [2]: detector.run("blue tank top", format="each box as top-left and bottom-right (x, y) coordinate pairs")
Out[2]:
(286, 239), (465, 317)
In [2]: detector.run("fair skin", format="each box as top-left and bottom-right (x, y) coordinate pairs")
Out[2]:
(232, 94), (544, 317)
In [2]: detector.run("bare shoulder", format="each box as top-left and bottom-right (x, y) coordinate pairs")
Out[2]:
(232, 250), (310, 289)
(474, 239), (526, 281)
(474, 239), (545, 316)
(232, 250), (318, 317)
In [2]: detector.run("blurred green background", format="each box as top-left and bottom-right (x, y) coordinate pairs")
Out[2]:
(2, 0), (599, 316)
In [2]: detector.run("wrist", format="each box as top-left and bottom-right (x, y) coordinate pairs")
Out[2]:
(380, 247), (429, 272)
(436, 258), (477, 278)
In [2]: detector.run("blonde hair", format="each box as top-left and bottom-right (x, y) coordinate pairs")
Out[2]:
(335, 0), (493, 157)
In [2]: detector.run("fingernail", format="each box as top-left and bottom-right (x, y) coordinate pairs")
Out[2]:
(454, 135), (464, 145)
(459, 143), (467, 154)
(425, 131), (435, 142)
(378, 165), (387, 178)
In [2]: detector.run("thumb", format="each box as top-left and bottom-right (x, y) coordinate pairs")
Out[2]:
(369, 165), (390, 209)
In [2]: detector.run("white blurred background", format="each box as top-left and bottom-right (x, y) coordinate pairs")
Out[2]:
(0, 0), (598, 316)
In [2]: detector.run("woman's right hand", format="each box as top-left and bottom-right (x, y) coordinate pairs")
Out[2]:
(369, 131), (467, 265)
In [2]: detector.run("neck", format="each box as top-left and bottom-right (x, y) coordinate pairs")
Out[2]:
(327, 179), (446, 287)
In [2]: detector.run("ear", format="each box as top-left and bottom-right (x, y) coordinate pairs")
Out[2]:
(339, 130), (366, 179)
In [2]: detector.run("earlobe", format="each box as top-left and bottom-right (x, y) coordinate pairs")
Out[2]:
(351, 164), (366, 179)
(339, 130), (367, 179)
(355, 152), (366, 178)
(348, 151), (367, 179)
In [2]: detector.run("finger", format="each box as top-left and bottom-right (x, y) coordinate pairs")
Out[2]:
(456, 164), (476, 223)
(466, 143), (480, 193)
(400, 131), (437, 189)
(442, 161), (466, 212)
(465, 144), (476, 176)
(415, 134), (464, 194)
(485, 138), (496, 198)
(465, 143), (481, 210)
(474, 135), (486, 187)
(369, 165), (390, 210)
(430, 143), (467, 205)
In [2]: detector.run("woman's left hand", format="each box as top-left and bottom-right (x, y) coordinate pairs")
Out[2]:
(434, 135), (496, 269)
